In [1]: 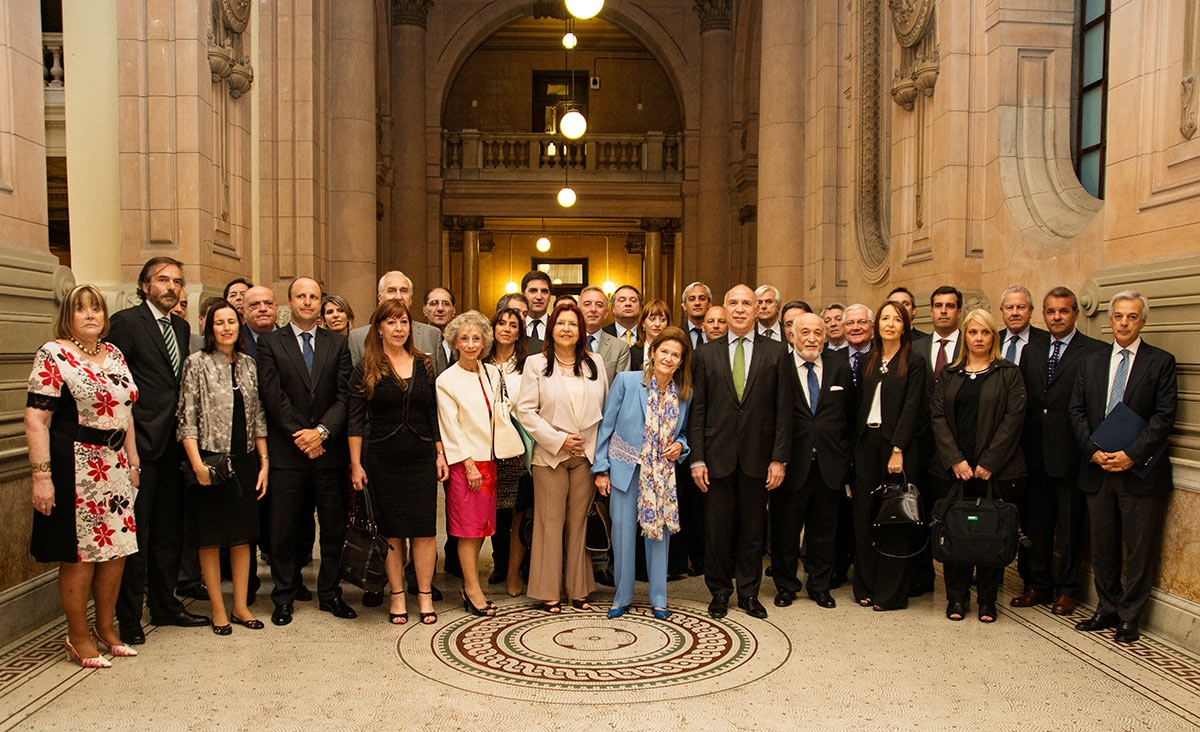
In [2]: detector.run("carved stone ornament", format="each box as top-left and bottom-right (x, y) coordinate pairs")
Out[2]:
(227, 59), (254, 99)
(891, 71), (916, 111)
(694, 0), (732, 32)
(208, 36), (235, 83)
(217, 0), (251, 33)
(1183, 75), (1198, 140)
(393, 0), (434, 28)
(889, 0), (935, 48)
(856, 0), (890, 281)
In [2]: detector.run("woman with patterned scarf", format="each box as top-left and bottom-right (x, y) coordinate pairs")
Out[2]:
(593, 326), (693, 619)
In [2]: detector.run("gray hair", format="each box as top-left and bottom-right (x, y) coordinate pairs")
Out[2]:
(377, 270), (412, 295)
(821, 303), (846, 317)
(1109, 290), (1150, 318)
(682, 281), (712, 304)
(754, 284), (779, 301)
(1001, 285), (1033, 305)
(843, 303), (874, 322)
(443, 310), (494, 356)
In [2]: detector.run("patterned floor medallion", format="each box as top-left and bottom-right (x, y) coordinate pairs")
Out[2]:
(397, 603), (791, 702)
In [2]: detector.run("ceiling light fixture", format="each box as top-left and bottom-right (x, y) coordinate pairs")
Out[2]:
(566, 0), (603, 20)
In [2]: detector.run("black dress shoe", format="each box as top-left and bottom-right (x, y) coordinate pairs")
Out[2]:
(118, 622), (145, 645)
(1075, 612), (1120, 632)
(150, 609), (210, 627)
(176, 583), (209, 601)
(361, 591), (383, 608)
(773, 590), (795, 607)
(1114, 620), (1140, 643)
(294, 585), (313, 602)
(738, 596), (768, 619)
(807, 590), (836, 608)
(406, 584), (443, 601)
(708, 594), (730, 619)
(594, 569), (616, 587)
(319, 597), (358, 619)
(271, 603), (293, 626)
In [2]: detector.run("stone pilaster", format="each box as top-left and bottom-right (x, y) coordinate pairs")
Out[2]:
(694, 0), (733, 295)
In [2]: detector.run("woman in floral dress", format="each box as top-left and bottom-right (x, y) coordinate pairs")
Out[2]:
(25, 285), (141, 668)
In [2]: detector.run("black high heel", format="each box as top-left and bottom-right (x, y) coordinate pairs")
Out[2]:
(417, 590), (437, 625)
(462, 589), (495, 617)
(946, 601), (966, 621)
(388, 590), (408, 625)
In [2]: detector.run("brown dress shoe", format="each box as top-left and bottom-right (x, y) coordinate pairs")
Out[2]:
(1009, 588), (1052, 607)
(1051, 595), (1076, 615)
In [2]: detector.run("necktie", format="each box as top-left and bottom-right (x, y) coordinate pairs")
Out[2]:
(1005, 334), (1019, 363)
(763, 329), (774, 340)
(733, 337), (746, 401)
(158, 316), (180, 378)
(1047, 340), (1063, 382)
(935, 338), (949, 378)
(804, 362), (819, 414)
(691, 326), (703, 349)
(850, 352), (860, 385)
(1106, 348), (1130, 415)
(530, 320), (541, 339)
(624, 330), (633, 346)
(588, 334), (597, 352)
(301, 331), (314, 376)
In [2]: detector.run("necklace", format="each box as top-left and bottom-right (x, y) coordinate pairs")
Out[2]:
(880, 357), (891, 375)
(555, 355), (576, 368)
(966, 362), (994, 380)
(69, 336), (103, 357)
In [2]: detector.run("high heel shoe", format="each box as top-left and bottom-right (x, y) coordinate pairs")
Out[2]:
(652, 607), (670, 620)
(570, 599), (593, 611)
(461, 590), (495, 617)
(417, 590), (438, 625)
(90, 625), (137, 657)
(64, 638), (112, 668)
(946, 601), (967, 621)
(388, 590), (408, 625)
(607, 605), (629, 619)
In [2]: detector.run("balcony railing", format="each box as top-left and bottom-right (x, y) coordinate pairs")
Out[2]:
(43, 33), (63, 89)
(442, 130), (682, 182)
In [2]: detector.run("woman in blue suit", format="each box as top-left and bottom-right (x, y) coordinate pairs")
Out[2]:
(593, 326), (692, 619)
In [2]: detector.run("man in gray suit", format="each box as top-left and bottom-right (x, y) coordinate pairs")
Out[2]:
(348, 271), (441, 367)
(580, 285), (630, 384)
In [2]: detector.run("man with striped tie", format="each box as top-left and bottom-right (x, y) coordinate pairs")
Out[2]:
(109, 257), (209, 645)
(1070, 291), (1177, 644)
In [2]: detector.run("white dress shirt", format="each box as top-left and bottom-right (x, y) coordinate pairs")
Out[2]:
(929, 329), (960, 364)
(526, 314), (549, 340)
(727, 330), (755, 382)
(1003, 325), (1032, 364)
(290, 321), (319, 354)
(794, 352), (823, 407)
(1104, 337), (1142, 408)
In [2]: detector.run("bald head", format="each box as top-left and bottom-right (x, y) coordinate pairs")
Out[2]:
(244, 285), (278, 335)
(724, 284), (757, 337)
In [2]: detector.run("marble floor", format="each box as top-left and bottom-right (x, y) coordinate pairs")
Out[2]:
(1, 559), (1198, 732)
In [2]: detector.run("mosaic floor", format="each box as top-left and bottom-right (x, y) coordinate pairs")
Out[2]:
(1, 561), (1198, 732)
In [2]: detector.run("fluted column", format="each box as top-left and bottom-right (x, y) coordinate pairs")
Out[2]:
(389, 1), (433, 286)
(694, 1), (733, 293)
(458, 216), (484, 312)
(641, 218), (670, 302)
(328, 1), (378, 323)
(756, 0), (805, 292)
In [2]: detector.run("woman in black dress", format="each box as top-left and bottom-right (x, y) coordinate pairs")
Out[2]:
(349, 300), (448, 625)
(178, 301), (269, 635)
(930, 308), (1027, 623)
(852, 300), (927, 611)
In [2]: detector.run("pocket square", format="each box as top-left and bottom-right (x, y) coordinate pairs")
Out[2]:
(829, 385), (844, 392)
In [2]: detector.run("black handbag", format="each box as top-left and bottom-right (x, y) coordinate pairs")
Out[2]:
(930, 479), (1024, 567)
(869, 473), (926, 559)
(338, 489), (392, 593)
(585, 496), (611, 553)
(180, 453), (236, 486)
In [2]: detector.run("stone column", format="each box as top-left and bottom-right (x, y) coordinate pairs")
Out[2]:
(389, 1), (432, 287)
(694, 1), (733, 292)
(63, 0), (121, 293)
(641, 218), (670, 302)
(756, 0), (805, 295)
(328, 1), (377, 323)
(458, 216), (483, 312)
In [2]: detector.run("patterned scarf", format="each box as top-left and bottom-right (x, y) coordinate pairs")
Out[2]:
(637, 377), (680, 540)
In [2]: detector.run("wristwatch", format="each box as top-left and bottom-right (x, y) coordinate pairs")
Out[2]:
(316, 425), (330, 441)
(30, 460), (51, 473)
(892, 446), (902, 454)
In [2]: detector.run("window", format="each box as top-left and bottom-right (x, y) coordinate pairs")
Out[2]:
(532, 257), (588, 297)
(532, 71), (589, 134)
(1074, 0), (1109, 198)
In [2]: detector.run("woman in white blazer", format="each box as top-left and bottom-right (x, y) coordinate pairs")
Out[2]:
(516, 301), (608, 612)
(593, 327), (692, 619)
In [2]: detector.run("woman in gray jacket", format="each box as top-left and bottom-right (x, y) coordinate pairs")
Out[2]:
(177, 301), (269, 635)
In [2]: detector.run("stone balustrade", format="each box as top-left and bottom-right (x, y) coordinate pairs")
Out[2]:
(442, 130), (682, 181)
(43, 33), (63, 88)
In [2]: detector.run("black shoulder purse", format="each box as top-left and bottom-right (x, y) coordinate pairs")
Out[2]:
(869, 472), (925, 558)
(338, 488), (392, 593)
(930, 478), (1026, 567)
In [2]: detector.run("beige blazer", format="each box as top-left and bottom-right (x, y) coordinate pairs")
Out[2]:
(436, 362), (502, 465)
(517, 353), (608, 468)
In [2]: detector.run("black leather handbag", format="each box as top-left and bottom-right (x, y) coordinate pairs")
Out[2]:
(338, 489), (391, 593)
(180, 453), (236, 486)
(930, 479), (1022, 567)
(869, 473), (925, 559)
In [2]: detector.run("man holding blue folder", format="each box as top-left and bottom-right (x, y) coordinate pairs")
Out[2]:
(1069, 291), (1176, 644)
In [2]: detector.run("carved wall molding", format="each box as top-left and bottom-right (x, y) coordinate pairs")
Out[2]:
(209, 0), (253, 99)
(393, 0), (434, 28)
(854, 0), (890, 282)
(1182, 0), (1200, 139)
(889, 0), (936, 48)
(694, 0), (732, 32)
(215, 0), (251, 34)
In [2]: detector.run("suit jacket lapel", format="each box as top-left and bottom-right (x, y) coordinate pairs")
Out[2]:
(713, 337), (737, 402)
(1047, 339), (1079, 387)
(743, 338), (766, 398)
(138, 304), (175, 373)
(280, 328), (313, 389)
(310, 328), (329, 386)
(1121, 346), (1153, 406)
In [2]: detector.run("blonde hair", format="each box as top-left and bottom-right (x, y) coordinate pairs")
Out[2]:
(951, 308), (1002, 367)
(55, 285), (110, 340)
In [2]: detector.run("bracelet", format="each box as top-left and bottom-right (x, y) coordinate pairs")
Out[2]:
(260, 455), (269, 462)
(436, 450), (445, 455)
(31, 460), (51, 473)
(130, 465), (141, 473)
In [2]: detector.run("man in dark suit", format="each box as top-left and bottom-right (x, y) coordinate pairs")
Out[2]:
(108, 257), (209, 644)
(770, 313), (853, 610)
(257, 277), (355, 626)
(999, 285), (1050, 366)
(241, 285), (278, 360)
(888, 286), (927, 339)
(682, 281), (712, 349)
(690, 284), (793, 619)
(602, 284), (641, 346)
(1013, 287), (1105, 614)
(1070, 290), (1176, 644)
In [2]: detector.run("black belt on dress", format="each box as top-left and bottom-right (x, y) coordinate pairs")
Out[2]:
(76, 425), (126, 450)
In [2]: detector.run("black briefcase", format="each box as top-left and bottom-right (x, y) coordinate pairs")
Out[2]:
(338, 489), (391, 593)
(930, 479), (1021, 567)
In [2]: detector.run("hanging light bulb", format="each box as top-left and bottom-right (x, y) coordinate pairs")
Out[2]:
(505, 281), (519, 294)
(536, 236), (552, 252)
(562, 32), (578, 49)
(557, 186), (577, 208)
(560, 109), (587, 140)
(566, 0), (603, 20)
(602, 280), (617, 296)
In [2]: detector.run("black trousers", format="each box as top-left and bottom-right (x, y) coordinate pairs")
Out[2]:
(852, 429), (915, 609)
(1087, 475), (1169, 622)
(269, 466), (348, 606)
(117, 445), (188, 624)
(934, 477), (1025, 605)
(1026, 472), (1087, 597)
(704, 466), (767, 600)
(770, 458), (839, 594)
(675, 463), (707, 573)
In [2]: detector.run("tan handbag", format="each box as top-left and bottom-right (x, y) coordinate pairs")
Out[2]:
(490, 367), (525, 460)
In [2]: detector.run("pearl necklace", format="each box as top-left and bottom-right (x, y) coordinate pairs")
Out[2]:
(70, 337), (103, 357)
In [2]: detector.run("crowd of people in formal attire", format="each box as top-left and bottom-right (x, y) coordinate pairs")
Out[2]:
(25, 257), (1177, 668)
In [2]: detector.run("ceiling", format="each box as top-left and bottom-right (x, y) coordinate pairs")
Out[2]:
(478, 16), (652, 55)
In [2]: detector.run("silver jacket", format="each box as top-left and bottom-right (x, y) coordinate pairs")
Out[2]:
(176, 350), (268, 453)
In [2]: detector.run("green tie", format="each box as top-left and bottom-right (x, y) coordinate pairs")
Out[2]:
(733, 336), (746, 401)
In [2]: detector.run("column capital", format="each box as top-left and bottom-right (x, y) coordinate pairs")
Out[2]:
(625, 233), (646, 254)
(640, 217), (672, 233)
(478, 231), (495, 252)
(457, 215), (485, 231)
(738, 205), (757, 223)
(392, 0), (434, 28)
(694, 0), (732, 32)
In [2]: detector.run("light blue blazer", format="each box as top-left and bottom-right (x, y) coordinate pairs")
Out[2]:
(592, 371), (691, 493)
